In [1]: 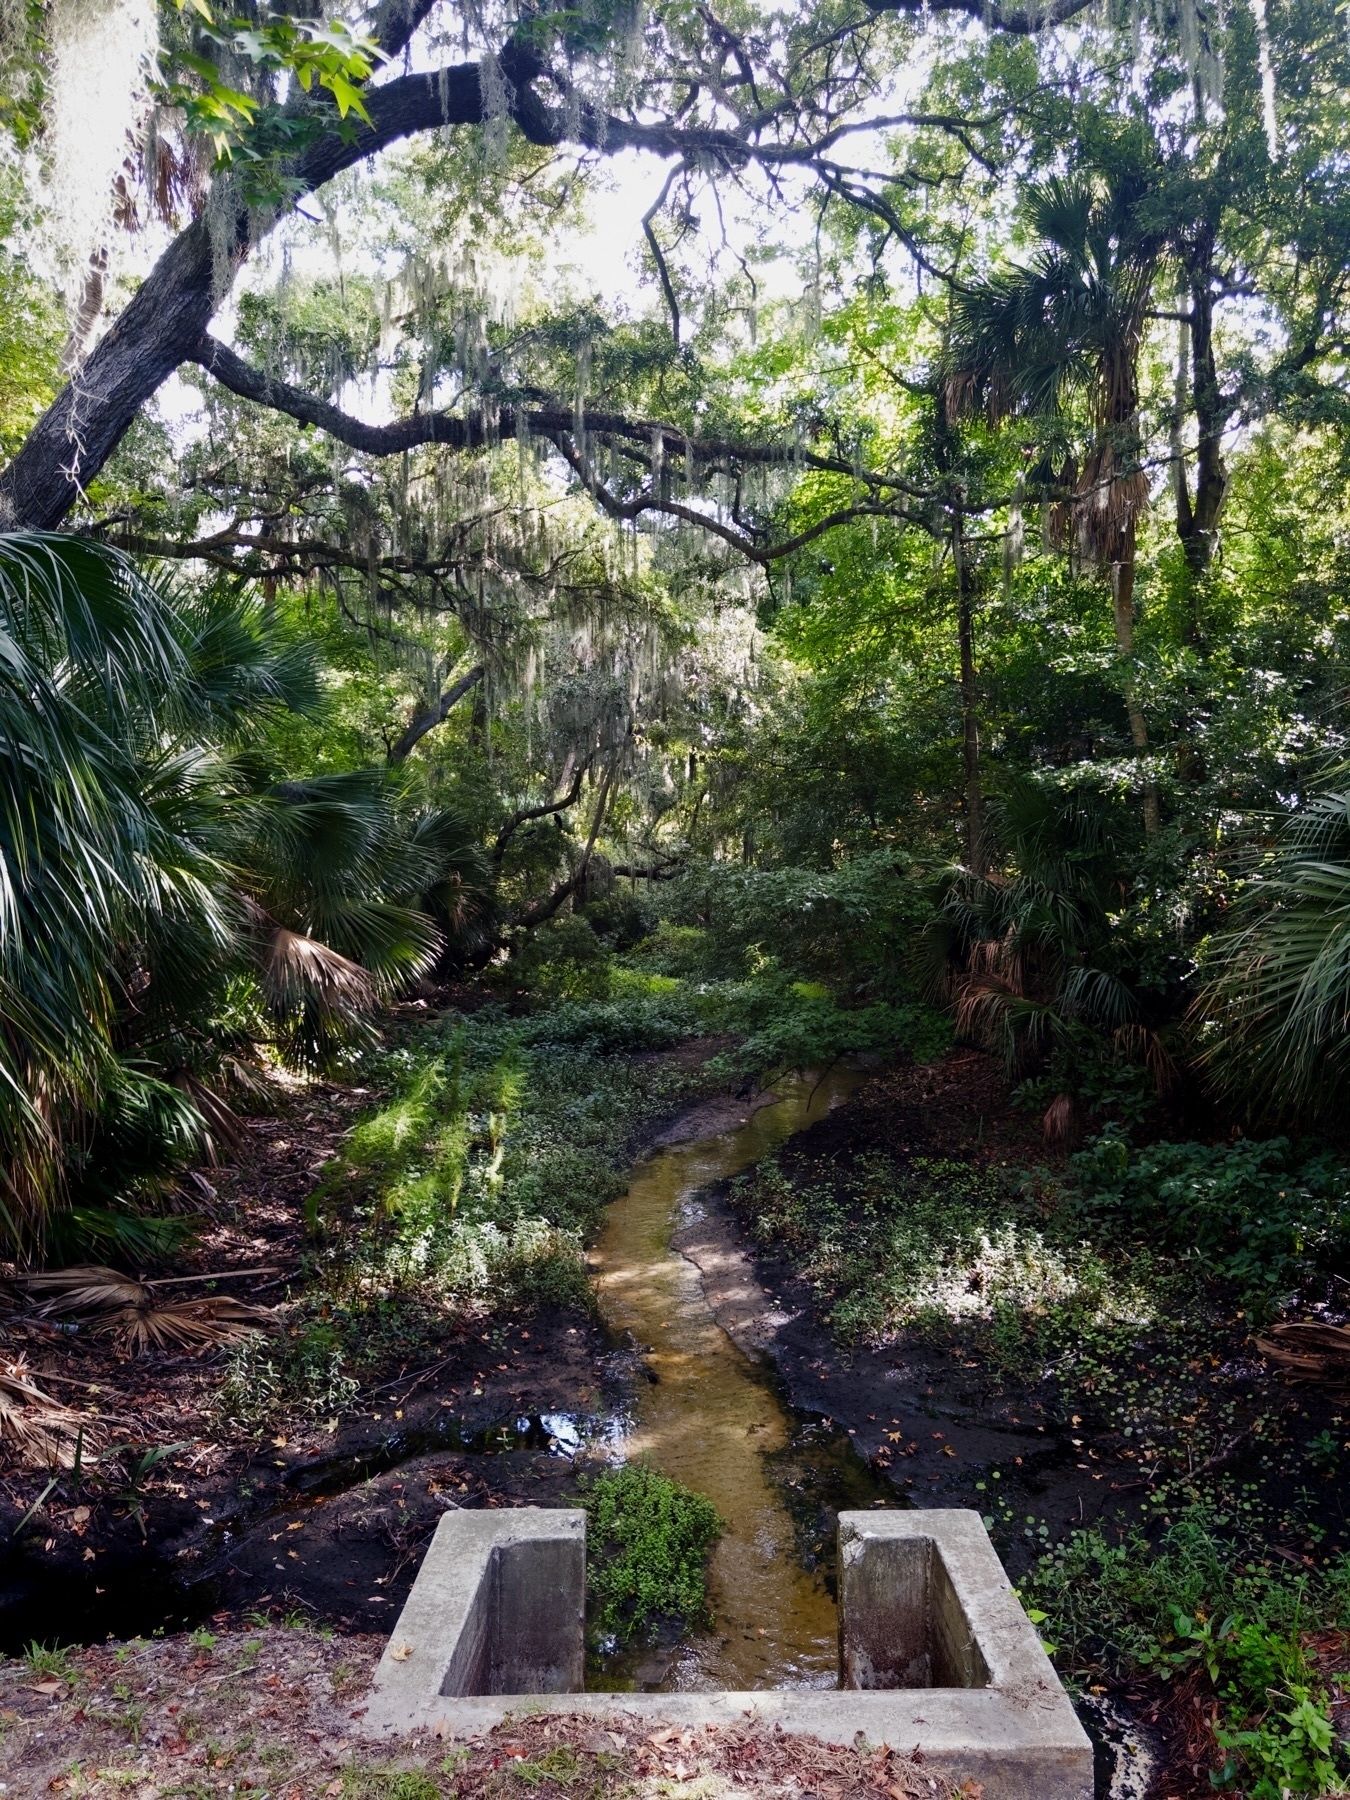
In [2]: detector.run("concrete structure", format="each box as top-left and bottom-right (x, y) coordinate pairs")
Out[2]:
(366, 1507), (1092, 1800)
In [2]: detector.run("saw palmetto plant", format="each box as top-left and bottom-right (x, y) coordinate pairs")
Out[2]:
(1193, 790), (1350, 1129)
(0, 532), (491, 1260)
(929, 779), (1176, 1141)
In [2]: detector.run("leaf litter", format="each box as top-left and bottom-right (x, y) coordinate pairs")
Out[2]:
(0, 1629), (972, 1799)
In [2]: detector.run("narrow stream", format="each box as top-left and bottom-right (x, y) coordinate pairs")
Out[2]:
(589, 1068), (869, 1692)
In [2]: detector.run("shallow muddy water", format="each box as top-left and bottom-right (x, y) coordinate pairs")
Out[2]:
(589, 1068), (871, 1692)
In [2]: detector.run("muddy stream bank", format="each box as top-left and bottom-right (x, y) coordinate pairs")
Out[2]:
(0, 1070), (891, 1682)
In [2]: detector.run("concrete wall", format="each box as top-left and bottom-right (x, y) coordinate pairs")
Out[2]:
(367, 1509), (584, 1726)
(365, 1505), (1093, 1800)
(839, 1527), (990, 1689)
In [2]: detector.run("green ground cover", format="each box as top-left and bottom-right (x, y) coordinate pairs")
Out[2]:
(732, 1125), (1350, 1797)
(581, 1463), (723, 1647)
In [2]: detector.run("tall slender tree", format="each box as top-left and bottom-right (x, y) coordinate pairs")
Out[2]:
(948, 169), (1164, 834)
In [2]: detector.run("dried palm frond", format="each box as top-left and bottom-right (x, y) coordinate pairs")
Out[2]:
(1042, 1092), (1083, 1152)
(96, 1294), (274, 1356)
(264, 926), (379, 1014)
(168, 1070), (243, 1160)
(0, 1359), (95, 1467)
(22, 1264), (151, 1315)
(1255, 1323), (1350, 1394)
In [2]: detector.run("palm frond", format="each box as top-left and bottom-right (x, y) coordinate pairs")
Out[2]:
(1194, 796), (1350, 1124)
(0, 1358), (94, 1467)
(22, 1263), (152, 1313)
(97, 1294), (273, 1356)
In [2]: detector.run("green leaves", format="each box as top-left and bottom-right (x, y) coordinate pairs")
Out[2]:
(1195, 789), (1350, 1128)
(582, 1463), (722, 1644)
(1067, 1132), (1350, 1311)
(153, 3), (382, 199)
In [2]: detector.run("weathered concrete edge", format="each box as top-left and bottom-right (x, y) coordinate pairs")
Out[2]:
(838, 1509), (1079, 1712)
(364, 1691), (1092, 1800)
(367, 1509), (586, 1724)
(365, 1506), (1093, 1800)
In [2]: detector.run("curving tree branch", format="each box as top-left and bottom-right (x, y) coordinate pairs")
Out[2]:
(0, 0), (1087, 533)
(387, 663), (485, 764)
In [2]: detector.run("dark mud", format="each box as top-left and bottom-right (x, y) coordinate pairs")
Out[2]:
(0, 1305), (617, 1650)
(0, 1034), (740, 1652)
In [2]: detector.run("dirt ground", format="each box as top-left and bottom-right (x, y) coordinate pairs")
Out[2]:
(0, 1026), (686, 1651)
(0, 1628), (969, 1800)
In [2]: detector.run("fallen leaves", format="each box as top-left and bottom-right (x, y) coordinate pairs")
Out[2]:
(0, 1358), (92, 1467)
(1256, 1321), (1350, 1393)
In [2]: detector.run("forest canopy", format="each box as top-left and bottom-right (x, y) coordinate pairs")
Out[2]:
(1, 0), (1350, 1241)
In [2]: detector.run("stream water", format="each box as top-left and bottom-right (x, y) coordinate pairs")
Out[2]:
(590, 1067), (880, 1692)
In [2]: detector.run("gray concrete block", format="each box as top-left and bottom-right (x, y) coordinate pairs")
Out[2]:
(365, 1506), (1093, 1800)
(366, 1508), (585, 1731)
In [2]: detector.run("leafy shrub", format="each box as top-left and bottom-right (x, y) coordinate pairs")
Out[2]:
(215, 1326), (360, 1432)
(500, 913), (614, 1000)
(1024, 1507), (1350, 1799)
(1068, 1132), (1350, 1311)
(582, 1463), (722, 1644)
(703, 990), (950, 1079)
(662, 853), (936, 995)
(513, 991), (703, 1055)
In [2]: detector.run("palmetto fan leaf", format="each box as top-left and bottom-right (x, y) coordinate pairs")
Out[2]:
(0, 532), (478, 1250)
(0, 1358), (93, 1466)
(947, 172), (1162, 569)
(937, 779), (1166, 1099)
(0, 534), (190, 1250)
(1195, 793), (1350, 1124)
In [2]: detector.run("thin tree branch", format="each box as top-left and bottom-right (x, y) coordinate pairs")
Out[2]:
(493, 759), (594, 864)
(862, 0), (1095, 30)
(643, 163), (686, 347)
(509, 750), (623, 932)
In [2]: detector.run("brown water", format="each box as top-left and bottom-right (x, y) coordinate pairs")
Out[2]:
(589, 1068), (864, 1692)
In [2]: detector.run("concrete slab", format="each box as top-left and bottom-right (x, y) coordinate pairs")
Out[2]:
(366, 1508), (585, 1727)
(366, 1506), (1093, 1800)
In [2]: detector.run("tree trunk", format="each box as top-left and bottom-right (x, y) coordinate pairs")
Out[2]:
(0, 62), (491, 530)
(1172, 238), (1228, 600)
(952, 509), (986, 877)
(1111, 532), (1159, 838)
(1184, 272), (1229, 575)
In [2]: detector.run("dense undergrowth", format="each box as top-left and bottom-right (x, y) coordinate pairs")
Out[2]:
(581, 1463), (723, 1648)
(1026, 1510), (1350, 1798)
(211, 913), (949, 1435)
(733, 1120), (1350, 1797)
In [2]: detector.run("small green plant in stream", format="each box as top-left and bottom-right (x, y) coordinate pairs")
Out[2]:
(582, 1463), (722, 1644)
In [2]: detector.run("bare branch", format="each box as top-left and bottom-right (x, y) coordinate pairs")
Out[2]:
(862, 0), (1095, 31)
(493, 759), (594, 864)
(643, 163), (686, 347)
